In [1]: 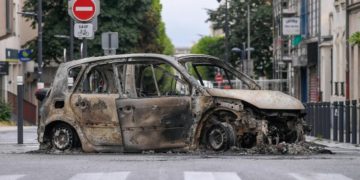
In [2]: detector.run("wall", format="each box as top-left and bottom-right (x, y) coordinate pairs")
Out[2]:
(349, 6), (360, 101)
(0, 0), (37, 104)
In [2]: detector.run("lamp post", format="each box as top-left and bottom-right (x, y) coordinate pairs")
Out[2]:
(232, 44), (254, 75)
(17, 5), (42, 82)
(37, 0), (43, 83)
(240, 0), (251, 75)
(217, 0), (229, 62)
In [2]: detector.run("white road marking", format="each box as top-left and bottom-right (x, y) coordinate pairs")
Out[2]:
(289, 173), (353, 180)
(69, 172), (130, 180)
(0, 175), (25, 180)
(75, 7), (93, 12)
(184, 171), (241, 180)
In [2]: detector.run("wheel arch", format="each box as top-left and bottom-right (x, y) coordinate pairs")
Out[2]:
(43, 120), (82, 148)
(191, 107), (240, 148)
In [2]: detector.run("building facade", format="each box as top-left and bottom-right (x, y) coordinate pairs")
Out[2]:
(0, 0), (38, 123)
(273, 0), (360, 103)
(348, 0), (360, 102)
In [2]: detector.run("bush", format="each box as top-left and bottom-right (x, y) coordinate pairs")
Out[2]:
(349, 32), (360, 45)
(0, 101), (11, 121)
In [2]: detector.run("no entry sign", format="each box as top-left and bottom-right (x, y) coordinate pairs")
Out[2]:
(72, 0), (96, 22)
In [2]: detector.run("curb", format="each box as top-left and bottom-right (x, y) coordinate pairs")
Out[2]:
(306, 136), (360, 151)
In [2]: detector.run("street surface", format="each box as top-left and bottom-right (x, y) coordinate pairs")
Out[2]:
(1, 127), (360, 180)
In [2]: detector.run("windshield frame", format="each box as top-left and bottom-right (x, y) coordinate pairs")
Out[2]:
(176, 55), (261, 90)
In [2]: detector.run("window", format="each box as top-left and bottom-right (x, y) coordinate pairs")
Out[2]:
(68, 66), (82, 90)
(77, 64), (118, 94)
(185, 62), (250, 90)
(119, 61), (190, 98)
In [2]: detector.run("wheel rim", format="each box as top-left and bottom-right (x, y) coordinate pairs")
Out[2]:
(208, 127), (226, 150)
(52, 127), (73, 150)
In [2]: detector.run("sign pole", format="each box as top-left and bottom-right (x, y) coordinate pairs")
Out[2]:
(70, 18), (74, 61)
(17, 76), (24, 144)
(83, 39), (87, 58)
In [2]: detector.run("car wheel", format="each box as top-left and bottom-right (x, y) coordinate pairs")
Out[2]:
(51, 123), (75, 151)
(206, 123), (236, 151)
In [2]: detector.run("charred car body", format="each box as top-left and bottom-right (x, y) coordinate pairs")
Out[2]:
(36, 54), (309, 152)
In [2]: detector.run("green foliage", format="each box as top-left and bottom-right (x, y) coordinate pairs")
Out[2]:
(22, 0), (174, 65)
(208, 0), (273, 78)
(191, 36), (225, 57)
(0, 101), (11, 121)
(190, 36), (225, 80)
(349, 32), (360, 45)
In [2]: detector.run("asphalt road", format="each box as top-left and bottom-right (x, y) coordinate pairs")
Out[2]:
(1, 127), (360, 180)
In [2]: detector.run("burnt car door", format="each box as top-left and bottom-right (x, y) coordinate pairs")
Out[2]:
(115, 60), (193, 152)
(69, 63), (122, 146)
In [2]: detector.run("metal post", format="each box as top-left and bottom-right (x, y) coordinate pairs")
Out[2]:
(83, 39), (88, 58)
(352, 100), (357, 144)
(333, 102), (338, 141)
(17, 76), (24, 144)
(37, 0), (43, 82)
(346, 101), (351, 143)
(309, 103), (313, 136)
(247, 2), (251, 75)
(321, 103), (326, 138)
(314, 103), (319, 136)
(70, 18), (74, 61)
(339, 101), (344, 142)
(316, 103), (320, 136)
(326, 102), (331, 139)
(224, 0), (229, 62)
(311, 103), (315, 136)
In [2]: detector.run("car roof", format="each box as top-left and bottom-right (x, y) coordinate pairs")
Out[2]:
(61, 53), (174, 68)
(174, 54), (222, 62)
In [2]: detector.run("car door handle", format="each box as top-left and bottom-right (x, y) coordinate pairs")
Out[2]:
(75, 101), (88, 109)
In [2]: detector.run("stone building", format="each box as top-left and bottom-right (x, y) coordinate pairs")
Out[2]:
(0, 0), (38, 123)
(348, 0), (360, 102)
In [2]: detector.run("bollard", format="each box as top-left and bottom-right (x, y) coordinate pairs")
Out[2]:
(333, 102), (338, 141)
(352, 100), (357, 144)
(317, 103), (321, 137)
(339, 101), (344, 142)
(320, 103), (325, 138)
(346, 101), (351, 143)
(310, 103), (315, 136)
(325, 102), (331, 139)
(313, 103), (316, 136)
(17, 76), (24, 144)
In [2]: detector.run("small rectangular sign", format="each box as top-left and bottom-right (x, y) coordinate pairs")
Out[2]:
(0, 61), (9, 75)
(17, 76), (23, 85)
(5, 48), (19, 63)
(74, 23), (94, 39)
(283, 17), (300, 35)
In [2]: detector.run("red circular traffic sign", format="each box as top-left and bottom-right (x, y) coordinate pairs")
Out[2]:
(72, 0), (96, 22)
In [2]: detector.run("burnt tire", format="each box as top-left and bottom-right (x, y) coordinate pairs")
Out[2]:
(51, 123), (76, 151)
(206, 123), (236, 151)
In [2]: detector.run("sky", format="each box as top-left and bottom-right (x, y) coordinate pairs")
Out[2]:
(161, 0), (219, 48)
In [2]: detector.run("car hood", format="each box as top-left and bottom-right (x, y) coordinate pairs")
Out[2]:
(207, 89), (305, 110)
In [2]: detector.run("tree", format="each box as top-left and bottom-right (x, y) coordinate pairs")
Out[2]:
(190, 36), (224, 80)
(191, 36), (224, 57)
(23, 0), (174, 66)
(208, 0), (273, 78)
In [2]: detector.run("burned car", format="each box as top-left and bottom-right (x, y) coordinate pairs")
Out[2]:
(36, 54), (308, 152)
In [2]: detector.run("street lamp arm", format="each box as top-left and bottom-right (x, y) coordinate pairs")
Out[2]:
(17, 12), (38, 17)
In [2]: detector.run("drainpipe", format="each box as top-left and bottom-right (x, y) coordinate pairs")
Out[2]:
(317, 0), (321, 102)
(345, 0), (350, 100)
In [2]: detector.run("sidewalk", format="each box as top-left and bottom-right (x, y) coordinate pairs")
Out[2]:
(0, 126), (39, 154)
(306, 136), (360, 153)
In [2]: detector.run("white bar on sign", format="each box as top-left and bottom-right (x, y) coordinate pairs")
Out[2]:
(75, 6), (93, 11)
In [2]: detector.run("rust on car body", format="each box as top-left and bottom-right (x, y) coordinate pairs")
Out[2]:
(37, 53), (309, 153)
